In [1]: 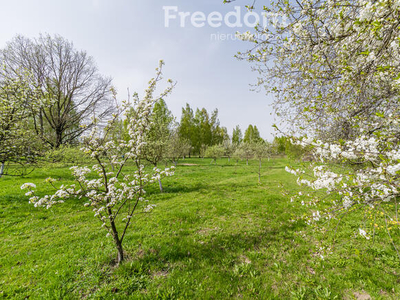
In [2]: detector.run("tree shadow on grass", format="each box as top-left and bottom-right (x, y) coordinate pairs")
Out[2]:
(146, 182), (207, 196)
(135, 222), (306, 268)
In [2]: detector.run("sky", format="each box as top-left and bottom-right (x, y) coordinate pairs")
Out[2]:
(0, 0), (278, 140)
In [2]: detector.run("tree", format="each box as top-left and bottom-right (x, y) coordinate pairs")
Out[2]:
(0, 70), (41, 177)
(232, 125), (242, 146)
(234, 0), (400, 139)
(167, 130), (191, 166)
(243, 125), (262, 144)
(22, 62), (175, 265)
(233, 0), (400, 255)
(142, 99), (175, 192)
(178, 103), (195, 157)
(252, 141), (272, 183)
(0, 34), (114, 148)
(234, 143), (254, 165)
(193, 108), (212, 155)
(272, 136), (286, 155)
(205, 144), (225, 164)
(210, 109), (228, 145)
(223, 139), (235, 163)
(179, 105), (227, 156)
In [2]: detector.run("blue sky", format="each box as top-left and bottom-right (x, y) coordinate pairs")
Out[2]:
(0, 0), (277, 140)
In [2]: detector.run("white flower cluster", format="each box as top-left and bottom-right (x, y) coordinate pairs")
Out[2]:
(285, 116), (400, 241)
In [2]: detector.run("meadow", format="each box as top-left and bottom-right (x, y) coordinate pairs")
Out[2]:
(1, 158), (399, 299)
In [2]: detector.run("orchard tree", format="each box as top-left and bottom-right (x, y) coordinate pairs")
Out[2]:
(167, 130), (191, 166)
(199, 144), (208, 158)
(223, 139), (235, 163)
(205, 144), (225, 164)
(22, 62), (175, 265)
(0, 70), (41, 177)
(234, 0), (400, 139)
(233, 0), (400, 254)
(252, 141), (273, 184)
(0, 34), (114, 148)
(234, 143), (254, 165)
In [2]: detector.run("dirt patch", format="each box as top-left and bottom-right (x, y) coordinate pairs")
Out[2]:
(136, 248), (145, 259)
(178, 163), (198, 166)
(240, 255), (252, 264)
(344, 290), (372, 300)
(353, 291), (371, 300)
(152, 270), (169, 278)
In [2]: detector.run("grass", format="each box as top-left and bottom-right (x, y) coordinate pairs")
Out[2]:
(0, 157), (399, 299)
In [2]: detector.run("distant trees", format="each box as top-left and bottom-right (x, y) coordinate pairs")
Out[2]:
(243, 125), (262, 143)
(178, 104), (228, 157)
(0, 34), (114, 149)
(143, 99), (174, 165)
(167, 130), (191, 166)
(272, 136), (308, 160)
(142, 99), (175, 192)
(178, 104), (195, 157)
(232, 125), (242, 146)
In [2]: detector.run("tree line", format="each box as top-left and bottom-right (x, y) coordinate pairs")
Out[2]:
(0, 33), (276, 178)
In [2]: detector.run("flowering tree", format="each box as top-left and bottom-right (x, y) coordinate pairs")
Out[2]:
(232, 0), (400, 256)
(233, 143), (254, 165)
(285, 116), (400, 256)
(205, 144), (225, 164)
(21, 62), (175, 265)
(0, 69), (41, 177)
(223, 139), (235, 163)
(234, 0), (400, 138)
(1, 34), (115, 148)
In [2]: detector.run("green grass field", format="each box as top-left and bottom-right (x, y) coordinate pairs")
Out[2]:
(1, 158), (399, 299)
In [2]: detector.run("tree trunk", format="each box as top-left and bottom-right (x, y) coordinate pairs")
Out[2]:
(108, 209), (124, 265)
(158, 178), (163, 193)
(0, 162), (5, 178)
(55, 127), (63, 149)
(116, 238), (124, 264)
(246, 159), (249, 166)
